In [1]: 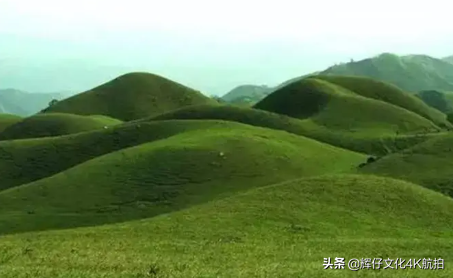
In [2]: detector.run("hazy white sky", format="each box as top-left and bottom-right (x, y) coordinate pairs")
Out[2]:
(1, 0), (452, 94)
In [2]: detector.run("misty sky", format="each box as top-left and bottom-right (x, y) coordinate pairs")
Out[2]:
(1, 0), (452, 95)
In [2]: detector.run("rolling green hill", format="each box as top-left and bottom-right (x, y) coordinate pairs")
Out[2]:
(149, 104), (439, 155)
(359, 132), (453, 197)
(314, 75), (450, 127)
(0, 114), (22, 133)
(254, 77), (445, 134)
(319, 53), (453, 93)
(0, 120), (365, 234)
(0, 120), (281, 191)
(41, 72), (217, 121)
(1, 175), (452, 277)
(0, 113), (122, 141)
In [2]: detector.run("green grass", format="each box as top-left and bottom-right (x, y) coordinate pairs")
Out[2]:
(1, 174), (452, 277)
(41, 72), (217, 121)
(0, 113), (22, 133)
(0, 113), (122, 141)
(358, 132), (453, 197)
(149, 104), (441, 155)
(0, 120), (365, 234)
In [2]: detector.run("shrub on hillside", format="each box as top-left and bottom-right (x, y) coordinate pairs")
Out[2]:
(447, 113), (453, 124)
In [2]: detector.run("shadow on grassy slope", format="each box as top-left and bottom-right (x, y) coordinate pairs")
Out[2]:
(359, 132), (453, 197)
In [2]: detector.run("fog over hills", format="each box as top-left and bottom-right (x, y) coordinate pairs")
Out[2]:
(0, 89), (72, 116)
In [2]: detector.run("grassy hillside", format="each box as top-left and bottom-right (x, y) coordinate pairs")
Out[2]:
(0, 120), (281, 191)
(254, 78), (443, 135)
(359, 132), (453, 197)
(416, 90), (453, 114)
(0, 121), (365, 234)
(0, 113), (22, 133)
(149, 104), (439, 155)
(319, 53), (453, 93)
(0, 113), (122, 141)
(315, 75), (450, 127)
(1, 174), (452, 277)
(41, 72), (216, 121)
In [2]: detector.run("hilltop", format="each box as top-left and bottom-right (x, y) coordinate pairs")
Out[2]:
(0, 89), (70, 116)
(0, 113), (122, 141)
(319, 53), (453, 93)
(41, 72), (217, 121)
(0, 120), (364, 234)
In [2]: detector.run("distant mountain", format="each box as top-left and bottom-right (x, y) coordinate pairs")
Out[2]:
(443, 56), (453, 64)
(272, 72), (322, 91)
(0, 89), (72, 116)
(221, 73), (320, 105)
(319, 53), (453, 93)
(223, 53), (453, 103)
(221, 85), (272, 105)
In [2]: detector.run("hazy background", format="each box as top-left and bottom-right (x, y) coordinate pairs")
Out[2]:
(1, 0), (452, 95)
